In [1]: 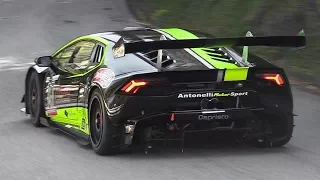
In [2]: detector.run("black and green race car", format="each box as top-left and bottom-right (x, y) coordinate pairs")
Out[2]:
(20, 27), (306, 155)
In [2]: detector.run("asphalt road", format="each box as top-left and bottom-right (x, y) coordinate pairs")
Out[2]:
(0, 0), (320, 180)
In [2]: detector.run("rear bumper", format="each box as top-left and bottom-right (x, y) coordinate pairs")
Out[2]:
(117, 107), (270, 146)
(131, 107), (263, 123)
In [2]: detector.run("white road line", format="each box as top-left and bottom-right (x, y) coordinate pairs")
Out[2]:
(0, 63), (34, 71)
(0, 56), (34, 71)
(1, 66), (29, 71)
(0, 16), (21, 20)
(0, 60), (12, 64)
(56, 1), (71, 4)
(10, 62), (35, 67)
(0, 56), (17, 64)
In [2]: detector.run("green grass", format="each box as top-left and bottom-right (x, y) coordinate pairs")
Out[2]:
(129, 0), (320, 84)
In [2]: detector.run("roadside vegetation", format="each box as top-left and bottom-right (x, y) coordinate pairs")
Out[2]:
(129, 0), (320, 88)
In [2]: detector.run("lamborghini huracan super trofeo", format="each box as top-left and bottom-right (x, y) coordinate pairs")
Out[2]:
(20, 27), (306, 155)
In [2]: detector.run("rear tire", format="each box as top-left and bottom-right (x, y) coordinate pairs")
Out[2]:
(89, 89), (121, 155)
(27, 71), (45, 127)
(255, 114), (293, 148)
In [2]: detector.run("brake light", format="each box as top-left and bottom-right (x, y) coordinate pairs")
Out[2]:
(121, 80), (147, 93)
(262, 73), (284, 86)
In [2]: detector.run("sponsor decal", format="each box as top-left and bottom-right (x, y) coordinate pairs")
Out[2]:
(198, 114), (230, 120)
(92, 68), (115, 88)
(33, 65), (49, 73)
(46, 108), (57, 117)
(177, 92), (248, 98)
(64, 110), (68, 117)
(56, 85), (77, 95)
(45, 73), (58, 109)
(65, 125), (73, 128)
(81, 118), (86, 130)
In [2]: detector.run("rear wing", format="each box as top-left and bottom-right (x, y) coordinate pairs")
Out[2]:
(112, 30), (306, 69)
(112, 32), (306, 58)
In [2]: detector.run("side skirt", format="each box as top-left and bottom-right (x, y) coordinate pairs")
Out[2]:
(40, 117), (91, 146)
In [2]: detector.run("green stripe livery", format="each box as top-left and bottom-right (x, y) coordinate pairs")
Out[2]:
(159, 28), (238, 69)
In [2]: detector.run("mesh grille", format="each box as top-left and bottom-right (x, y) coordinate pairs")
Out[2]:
(201, 48), (233, 63)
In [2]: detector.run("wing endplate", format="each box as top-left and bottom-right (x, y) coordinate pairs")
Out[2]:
(242, 31), (254, 62)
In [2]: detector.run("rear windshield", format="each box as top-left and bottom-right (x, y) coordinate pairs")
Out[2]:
(105, 44), (157, 76)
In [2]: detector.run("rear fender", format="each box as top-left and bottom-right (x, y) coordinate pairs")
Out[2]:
(87, 83), (104, 106)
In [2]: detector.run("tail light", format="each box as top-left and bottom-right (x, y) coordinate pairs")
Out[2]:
(261, 73), (284, 86)
(120, 80), (147, 94)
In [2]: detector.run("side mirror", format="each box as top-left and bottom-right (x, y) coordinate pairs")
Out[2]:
(34, 56), (52, 67)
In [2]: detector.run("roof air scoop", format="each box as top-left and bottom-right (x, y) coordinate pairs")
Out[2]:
(112, 37), (125, 58)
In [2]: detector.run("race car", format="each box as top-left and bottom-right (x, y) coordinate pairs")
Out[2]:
(20, 27), (306, 155)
